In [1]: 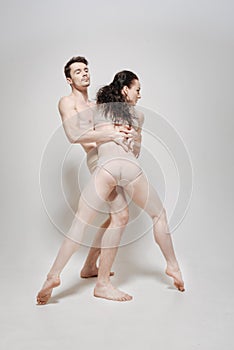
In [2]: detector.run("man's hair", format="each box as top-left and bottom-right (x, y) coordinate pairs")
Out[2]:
(64, 56), (88, 78)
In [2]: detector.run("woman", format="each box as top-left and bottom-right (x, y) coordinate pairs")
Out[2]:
(37, 71), (184, 304)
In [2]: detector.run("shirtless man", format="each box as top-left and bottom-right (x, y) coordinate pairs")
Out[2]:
(37, 56), (140, 303)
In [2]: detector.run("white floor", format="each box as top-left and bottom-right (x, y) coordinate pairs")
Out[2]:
(1, 189), (233, 350)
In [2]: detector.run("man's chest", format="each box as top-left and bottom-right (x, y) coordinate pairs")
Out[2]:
(74, 104), (94, 130)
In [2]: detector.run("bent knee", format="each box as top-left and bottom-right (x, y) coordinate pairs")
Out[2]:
(152, 208), (167, 224)
(111, 208), (129, 226)
(119, 209), (129, 225)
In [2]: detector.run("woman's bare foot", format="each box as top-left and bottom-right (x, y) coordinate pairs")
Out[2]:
(165, 267), (185, 292)
(80, 266), (114, 278)
(36, 275), (61, 305)
(94, 282), (132, 301)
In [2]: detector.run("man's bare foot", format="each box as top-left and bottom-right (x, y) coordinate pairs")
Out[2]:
(80, 266), (114, 279)
(165, 267), (185, 292)
(36, 275), (61, 305)
(94, 282), (132, 301)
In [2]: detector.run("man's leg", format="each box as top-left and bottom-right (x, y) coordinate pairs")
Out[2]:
(80, 216), (112, 278)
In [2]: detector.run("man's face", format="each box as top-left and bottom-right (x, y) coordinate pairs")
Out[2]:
(67, 62), (90, 89)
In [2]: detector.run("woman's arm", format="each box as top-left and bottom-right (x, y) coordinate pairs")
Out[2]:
(132, 111), (145, 158)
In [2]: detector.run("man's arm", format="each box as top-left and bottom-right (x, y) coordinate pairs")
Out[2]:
(58, 97), (132, 145)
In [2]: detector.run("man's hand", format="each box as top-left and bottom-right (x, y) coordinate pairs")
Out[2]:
(112, 126), (138, 152)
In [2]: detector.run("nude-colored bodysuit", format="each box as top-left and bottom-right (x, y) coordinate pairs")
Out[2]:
(94, 110), (143, 186)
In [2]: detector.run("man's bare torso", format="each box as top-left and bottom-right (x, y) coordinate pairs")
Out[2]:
(59, 93), (97, 153)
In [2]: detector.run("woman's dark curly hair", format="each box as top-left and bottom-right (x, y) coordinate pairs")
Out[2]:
(96, 70), (139, 126)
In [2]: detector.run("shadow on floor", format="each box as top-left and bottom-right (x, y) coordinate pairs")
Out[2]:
(48, 262), (176, 304)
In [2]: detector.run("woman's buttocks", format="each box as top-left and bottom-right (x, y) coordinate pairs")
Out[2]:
(97, 142), (142, 184)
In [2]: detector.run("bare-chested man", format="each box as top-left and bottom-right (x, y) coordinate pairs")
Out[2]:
(37, 56), (141, 303)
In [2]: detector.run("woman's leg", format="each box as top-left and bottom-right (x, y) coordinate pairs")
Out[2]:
(80, 188), (129, 278)
(94, 186), (132, 301)
(124, 173), (185, 292)
(36, 168), (117, 305)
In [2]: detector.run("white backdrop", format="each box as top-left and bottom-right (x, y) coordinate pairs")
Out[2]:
(1, 1), (233, 349)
